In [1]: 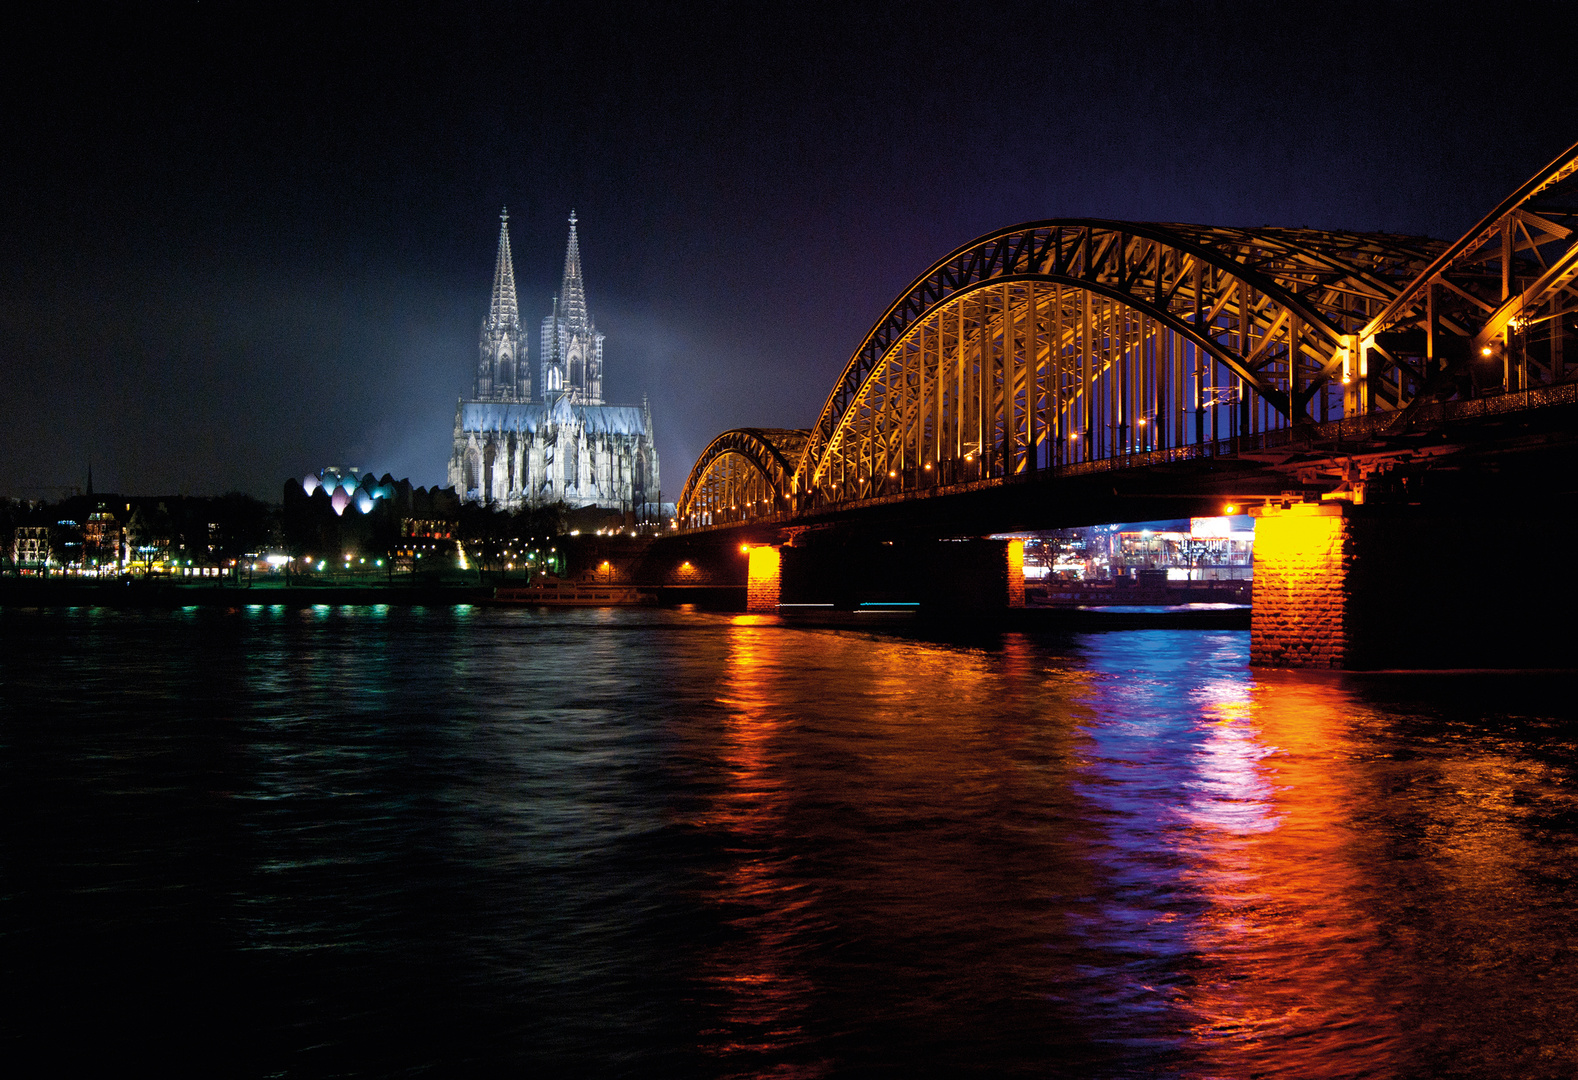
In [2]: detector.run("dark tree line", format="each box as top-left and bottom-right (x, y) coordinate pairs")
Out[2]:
(3, 479), (592, 583)
(1, 492), (277, 575)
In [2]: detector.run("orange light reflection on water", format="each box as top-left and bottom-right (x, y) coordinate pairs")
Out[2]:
(1069, 638), (1414, 1075)
(693, 619), (819, 1072)
(1074, 633), (1578, 1077)
(679, 619), (1578, 1076)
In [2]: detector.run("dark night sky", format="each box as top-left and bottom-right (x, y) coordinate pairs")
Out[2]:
(3, 1), (1575, 499)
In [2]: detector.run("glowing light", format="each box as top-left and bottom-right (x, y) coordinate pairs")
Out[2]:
(1191, 516), (1237, 538)
(888, 470), (896, 478)
(746, 545), (782, 612)
(1481, 345), (1494, 357)
(740, 544), (750, 553)
(1224, 505), (1237, 514)
(924, 462), (932, 471)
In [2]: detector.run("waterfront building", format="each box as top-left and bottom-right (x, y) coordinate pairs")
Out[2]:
(13, 525), (50, 568)
(449, 211), (660, 512)
(81, 508), (125, 570)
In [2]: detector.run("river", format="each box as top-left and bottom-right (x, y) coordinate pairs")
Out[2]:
(3, 605), (1575, 1077)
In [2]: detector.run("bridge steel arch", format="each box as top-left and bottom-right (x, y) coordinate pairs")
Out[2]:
(1358, 139), (1578, 416)
(677, 427), (808, 528)
(676, 146), (1578, 531)
(795, 220), (1443, 510)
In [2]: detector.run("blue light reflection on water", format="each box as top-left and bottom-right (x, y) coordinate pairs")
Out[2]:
(2, 606), (1577, 1077)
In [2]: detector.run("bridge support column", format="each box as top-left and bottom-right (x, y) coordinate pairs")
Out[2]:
(1250, 504), (1350, 668)
(920, 539), (1025, 612)
(746, 545), (782, 612)
(1252, 501), (1571, 670)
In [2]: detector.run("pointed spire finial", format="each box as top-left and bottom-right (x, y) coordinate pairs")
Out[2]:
(559, 210), (589, 331)
(485, 208), (519, 331)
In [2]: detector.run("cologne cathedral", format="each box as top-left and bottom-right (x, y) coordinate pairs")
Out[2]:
(449, 210), (659, 511)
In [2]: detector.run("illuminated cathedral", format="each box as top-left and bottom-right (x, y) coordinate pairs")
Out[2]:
(450, 210), (659, 510)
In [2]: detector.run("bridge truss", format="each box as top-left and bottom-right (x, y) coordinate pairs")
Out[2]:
(677, 141), (1578, 528)
(678, 428), (806, 528)
(1359, 141), (1578, 421)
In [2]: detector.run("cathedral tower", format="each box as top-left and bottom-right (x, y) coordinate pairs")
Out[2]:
(539, 211), (604, 404)
(476, 208), (528, 401)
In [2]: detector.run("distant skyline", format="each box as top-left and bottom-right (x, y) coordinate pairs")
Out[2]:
(3, 1), (1576, 498)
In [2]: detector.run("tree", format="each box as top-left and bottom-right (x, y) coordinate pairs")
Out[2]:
(47, 519), (82, 572)
(0, 499), (18, 577)
(212, 493), (277, 578)
(128, 503), (175, 575)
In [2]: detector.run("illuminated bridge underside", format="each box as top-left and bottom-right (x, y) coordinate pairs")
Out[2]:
(676, 141), (1578, 527)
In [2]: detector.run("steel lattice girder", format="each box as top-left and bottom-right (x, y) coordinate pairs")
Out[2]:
(674, 144), (1578, 530)
(677, 428), (807, 523)
(1361, 139), (1578, 378)
(799, 220), (1443, 492)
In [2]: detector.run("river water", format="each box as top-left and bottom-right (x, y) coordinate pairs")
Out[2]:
(3, 605), (1576, 1077)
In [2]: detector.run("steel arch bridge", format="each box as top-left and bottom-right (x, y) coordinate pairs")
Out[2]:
(677, 141), (1578, 529)
(678, 428), (808, 528)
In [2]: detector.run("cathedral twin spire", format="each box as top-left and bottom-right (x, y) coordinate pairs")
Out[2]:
(486, 207), (520, 333)
(557, 210), (589, 332)
(474, 207), (526, 400)
(541, 209), (604, 405)
(475, 208), (601, 405)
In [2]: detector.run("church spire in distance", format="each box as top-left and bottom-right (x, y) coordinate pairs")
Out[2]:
(487, 206), (519, 331)
(559, 210), (589, 330)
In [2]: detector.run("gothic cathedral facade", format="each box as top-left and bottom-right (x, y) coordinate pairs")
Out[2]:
(450, 211), (659, 511)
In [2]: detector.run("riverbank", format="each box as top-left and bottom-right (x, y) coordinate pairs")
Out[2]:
(0, 578), (1250, 628)
(0, 578), (493, 607)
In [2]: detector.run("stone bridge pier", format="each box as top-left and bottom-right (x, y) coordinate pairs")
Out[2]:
(1251, 501), (1572, 670)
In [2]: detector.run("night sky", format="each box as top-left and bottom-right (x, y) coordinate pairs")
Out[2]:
(4, 2), (1575, 499)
